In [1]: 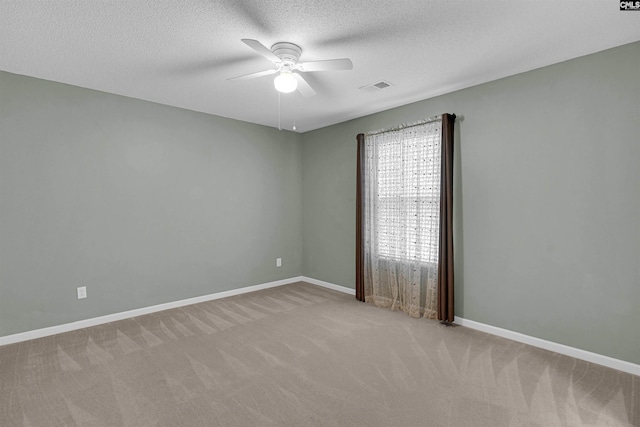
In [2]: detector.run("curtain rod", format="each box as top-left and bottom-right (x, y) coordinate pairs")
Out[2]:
(366, 114), (447, 137)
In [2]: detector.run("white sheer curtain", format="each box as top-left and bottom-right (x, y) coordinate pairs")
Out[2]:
(363, 119), (442, 318)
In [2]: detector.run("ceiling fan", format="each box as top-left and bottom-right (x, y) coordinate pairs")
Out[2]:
(227, 39), (353, 97)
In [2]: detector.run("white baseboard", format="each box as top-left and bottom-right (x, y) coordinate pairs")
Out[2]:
(4, 277), (635, 377)
(307, 279), (640, 376)
(455, 316), (640, 377)
(300, 276), (356, 295)
(0, 276), (304, 347)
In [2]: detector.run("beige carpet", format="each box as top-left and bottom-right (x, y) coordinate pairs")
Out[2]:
(0, 282), (638, 426)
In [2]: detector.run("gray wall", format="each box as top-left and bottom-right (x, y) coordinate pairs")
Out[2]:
(0, 71), (302, 336)
(301, 42), (640, 365)
(2, 42), (639, 366)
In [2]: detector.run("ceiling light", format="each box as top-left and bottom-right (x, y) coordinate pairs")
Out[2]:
(274, 69), (297, 93)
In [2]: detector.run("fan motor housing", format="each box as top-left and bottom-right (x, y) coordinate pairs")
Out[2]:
(271, 42), (302, 65)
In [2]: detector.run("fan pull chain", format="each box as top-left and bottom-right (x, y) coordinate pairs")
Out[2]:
(278, 92), (281, 130)
(292, 97), (296, 131)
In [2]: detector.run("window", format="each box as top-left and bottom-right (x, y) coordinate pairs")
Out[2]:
(366, 120), (442, 264)
(356, 113), (456, 321)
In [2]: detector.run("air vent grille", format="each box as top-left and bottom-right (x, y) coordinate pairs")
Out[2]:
(359, 80), (394, 92)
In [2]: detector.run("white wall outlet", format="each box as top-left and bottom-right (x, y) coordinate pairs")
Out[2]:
(276, 258), (282, 267)
(77, 286), (87, 299)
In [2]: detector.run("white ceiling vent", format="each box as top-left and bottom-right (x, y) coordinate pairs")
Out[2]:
(359, 80), (394, 93)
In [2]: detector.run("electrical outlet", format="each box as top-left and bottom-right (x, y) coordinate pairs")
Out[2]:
(276, 258), (282, 267)
(77, 286), (87, 299)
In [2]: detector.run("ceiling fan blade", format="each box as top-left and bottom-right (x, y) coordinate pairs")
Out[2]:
(241, 39), (281, 63)
(294, 73), (317, 97)
(297, 58), (353, 72)
(227, 68), (278, 81)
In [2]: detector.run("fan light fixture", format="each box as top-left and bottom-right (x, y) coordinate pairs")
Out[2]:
(228, 39), (354, 98)
(274, 69), (297, 93)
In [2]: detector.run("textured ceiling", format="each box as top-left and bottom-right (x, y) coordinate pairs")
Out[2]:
(1, 1), (639, 132)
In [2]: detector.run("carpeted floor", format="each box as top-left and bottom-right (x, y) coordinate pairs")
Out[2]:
(0, 282), (638, 426)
